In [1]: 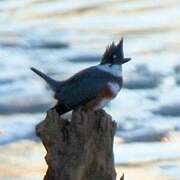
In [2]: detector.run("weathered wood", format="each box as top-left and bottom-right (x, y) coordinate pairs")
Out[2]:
(36, 108), (117, 180)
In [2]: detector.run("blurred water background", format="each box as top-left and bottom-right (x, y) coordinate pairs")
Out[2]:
(0, 0), (180, 179)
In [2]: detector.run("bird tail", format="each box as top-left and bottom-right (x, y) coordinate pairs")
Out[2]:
(31, 67), (60, 91)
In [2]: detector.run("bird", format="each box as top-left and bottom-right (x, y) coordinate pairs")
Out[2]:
(31, 38), (131, 115)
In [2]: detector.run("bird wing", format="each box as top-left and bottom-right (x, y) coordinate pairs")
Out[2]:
(55, 66), (111, 109)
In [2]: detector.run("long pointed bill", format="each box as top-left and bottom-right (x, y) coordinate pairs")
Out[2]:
(122, 58), (131, 64)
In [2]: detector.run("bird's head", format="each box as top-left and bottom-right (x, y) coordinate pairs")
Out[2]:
(100, 38), (131, 65)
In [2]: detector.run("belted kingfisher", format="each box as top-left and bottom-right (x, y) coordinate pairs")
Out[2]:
(31, 38), (131, 115)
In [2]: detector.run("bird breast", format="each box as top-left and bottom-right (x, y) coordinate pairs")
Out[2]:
(96, 82), (120, 109)
(99, 82), (121, 99)
(84, 82), (121, 110)
(107, 82), (121, 97)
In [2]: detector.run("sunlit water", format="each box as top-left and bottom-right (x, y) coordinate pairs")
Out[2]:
(0, 0), (180, 178)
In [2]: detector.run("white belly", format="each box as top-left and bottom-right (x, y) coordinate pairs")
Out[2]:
(98, 98), (112, 109)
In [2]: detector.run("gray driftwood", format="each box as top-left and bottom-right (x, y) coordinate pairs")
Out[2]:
(36, 108), (117, 180)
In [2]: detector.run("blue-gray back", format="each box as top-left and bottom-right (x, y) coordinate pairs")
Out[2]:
(55, 66), (122, 108)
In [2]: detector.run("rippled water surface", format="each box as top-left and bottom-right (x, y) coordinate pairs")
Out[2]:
(0, 0), (180, 179)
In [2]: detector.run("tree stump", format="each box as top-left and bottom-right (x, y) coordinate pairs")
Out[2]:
(36, 108), (117, 180)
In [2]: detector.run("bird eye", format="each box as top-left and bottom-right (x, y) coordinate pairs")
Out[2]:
(113, 55), (117, 59)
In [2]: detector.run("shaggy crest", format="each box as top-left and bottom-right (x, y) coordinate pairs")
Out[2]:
(100, 38), (131, 65)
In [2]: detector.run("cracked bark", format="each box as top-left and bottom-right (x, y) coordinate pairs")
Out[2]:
(36, 108), (117, 180)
